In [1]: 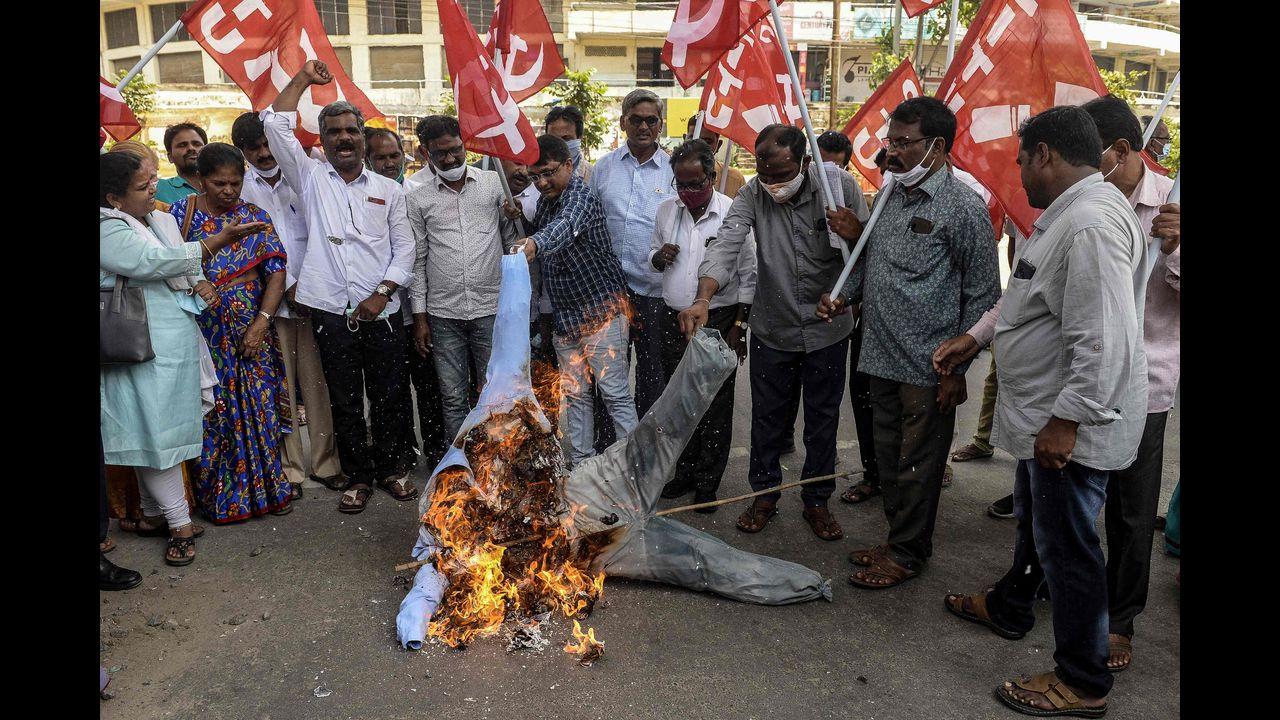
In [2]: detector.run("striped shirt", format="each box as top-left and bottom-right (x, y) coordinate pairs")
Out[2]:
(529, 175), (630, 341)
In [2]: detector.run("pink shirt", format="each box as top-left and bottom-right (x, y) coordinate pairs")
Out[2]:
(967, 166), (1179, 413)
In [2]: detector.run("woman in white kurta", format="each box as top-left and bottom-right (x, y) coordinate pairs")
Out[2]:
(99, 152), (249, 565)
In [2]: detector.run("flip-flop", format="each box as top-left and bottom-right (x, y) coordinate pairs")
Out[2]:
(339, 486), (372, 514)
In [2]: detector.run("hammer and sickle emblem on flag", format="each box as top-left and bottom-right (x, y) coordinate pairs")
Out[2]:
(494, 33), (545, 95)
(668, 0), (726, 66)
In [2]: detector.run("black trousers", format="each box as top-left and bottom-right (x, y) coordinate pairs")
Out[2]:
(100, 429), (109, 544)
(533, 312), (615, 452)
(1106, 411), (1169, 637)
(311, 309), (409, 486)
(399, 327), (448, 472)
(748, 336), (848, 506)
(848, 321), (880, 487)
(869, 376), (956, 569)
(628, 293), (670, 420)
(658, 304), (738, 494)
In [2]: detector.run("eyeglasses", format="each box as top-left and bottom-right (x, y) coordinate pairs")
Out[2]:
(529, 161), (567, 182)
(671, 176), (711, 192)
(627, 115), (662, 128)
(880, 135), (935, 151)
(428, 145), (466, 162)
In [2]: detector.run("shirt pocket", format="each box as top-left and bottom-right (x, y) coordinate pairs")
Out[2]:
(887, 225), (948, 277)
(356, 200), (389, 240)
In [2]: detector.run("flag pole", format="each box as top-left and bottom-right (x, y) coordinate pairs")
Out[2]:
(488, 50), (525, 242)
(718, 139), (734, 194)
(1141, 70), (1180, 146)
(692, 110), (706, 142)
(115, 20), (183, 92)
(827, 175), (897, 298)
(765, 0), (845, 261)
(946, 0), (962, 68)
(1168, 172), (1180, 204)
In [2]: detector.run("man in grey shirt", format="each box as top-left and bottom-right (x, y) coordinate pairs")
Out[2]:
(820, 97), (1000, 590)
(939, 106), (1147, 717)
(683, 124), (868, 541)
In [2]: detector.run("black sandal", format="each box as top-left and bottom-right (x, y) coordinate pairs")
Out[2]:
(165, 536), (196, 567)
(839, 480), (881, 504)
(313, 473), (351, 492)
(289, 482), (304, 501)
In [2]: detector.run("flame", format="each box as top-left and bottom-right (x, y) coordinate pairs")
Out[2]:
(563, 619), (604, 663)
(424, 399), (607, 649)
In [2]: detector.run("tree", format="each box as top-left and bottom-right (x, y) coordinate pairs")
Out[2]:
(869, 1), (980, 90)
(112, 70), (157, 128)
(544, 68), (610, 159)
(1098, 68), (1148, 104)
(1161, 117), (1179, 178)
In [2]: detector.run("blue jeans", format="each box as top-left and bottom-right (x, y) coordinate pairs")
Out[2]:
(987, 459), (1114, 699)
(553, 314), (638, 465)
(428, 314), (495, 442)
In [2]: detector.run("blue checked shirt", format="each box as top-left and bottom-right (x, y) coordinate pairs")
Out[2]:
(530, 175), (630, 340)
(588, 145), (673, 298)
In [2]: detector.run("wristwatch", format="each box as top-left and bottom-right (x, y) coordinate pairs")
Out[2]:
(375, 283), (393, 298)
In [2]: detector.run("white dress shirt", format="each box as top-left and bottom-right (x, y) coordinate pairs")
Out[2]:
(262, 109), (414, 317)
(239, 168), (306, 319)
(648, 191), (756, 311)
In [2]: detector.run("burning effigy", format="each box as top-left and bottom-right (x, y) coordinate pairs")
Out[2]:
(396, 254), (831, 660)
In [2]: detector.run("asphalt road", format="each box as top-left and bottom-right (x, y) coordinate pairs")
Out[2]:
(98, 343), (1180, 720)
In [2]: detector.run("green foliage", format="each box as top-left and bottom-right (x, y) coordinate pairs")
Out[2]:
(1098, 68), (1148, 104)
(926, 1), (981, 45)
(834, 102), (863, 128)
(112, 70), (157, 127)
(1161, 118), (1179, 178)
(544, 68), (611, 159)
(437, 89), (456, 117)
(870, 1), (980, 90)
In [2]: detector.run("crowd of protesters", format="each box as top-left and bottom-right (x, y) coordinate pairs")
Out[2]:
(101, 59), (1179, 715)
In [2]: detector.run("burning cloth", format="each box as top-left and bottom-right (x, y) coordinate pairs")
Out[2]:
(397, 255), (831, 652)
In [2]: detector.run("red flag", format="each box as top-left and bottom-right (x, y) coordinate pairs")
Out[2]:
(438, 0), (540, 165)
(936, 0), (1106, 236)
(483, 0), (565, 103)
(100, 76), (141, 143)
(901, 0), (945, 18)
(839, 59), (922, 189)
(180, 0), (383, 147)
(699, 19), (801, 150)
(662, 0), (774, 89)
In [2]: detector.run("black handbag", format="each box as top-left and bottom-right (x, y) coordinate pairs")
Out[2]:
(100, 273), (155, 365)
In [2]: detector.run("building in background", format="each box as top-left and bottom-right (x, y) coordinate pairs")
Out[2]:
(101, 0), (1178, 159)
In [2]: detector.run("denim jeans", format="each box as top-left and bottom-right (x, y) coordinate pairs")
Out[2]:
(429, 314), (495, 442)
(987, 459), (1114, 699)
(553, 314), (638, 465)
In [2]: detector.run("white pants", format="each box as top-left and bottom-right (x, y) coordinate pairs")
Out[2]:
(136, 464), (192, 529)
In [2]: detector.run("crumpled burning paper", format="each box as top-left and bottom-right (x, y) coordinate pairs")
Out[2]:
(396, 255), (831, 652)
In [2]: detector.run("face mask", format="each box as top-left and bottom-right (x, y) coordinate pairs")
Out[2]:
(1100, 146), (1119, 181)
(566, 138), (582, 167)
(892, 138), (940, 187)
(248, 162), (281, 180)
(1154, 143), (1171, 161)
(435, 163), (466, 182)
(762, 166), (806, 204)
(677, 184), (714, 210)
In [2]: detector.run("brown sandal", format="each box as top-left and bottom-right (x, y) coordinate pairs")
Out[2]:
(849, 543), (889, 566)
(839, 480), (880, 504)
(735, 499), (778, 533)
(802, 506), (843, 541)
(995, 671), (1107, 717)
(950, 443), (994, 462)
(100, 537), (116, 553)
(848, 554), (918, 589)
(1107, 634), (1132, 673)
(339, 486), (372, 514)
(378, 475), (419, 502)
(943, 590), (1025, 639)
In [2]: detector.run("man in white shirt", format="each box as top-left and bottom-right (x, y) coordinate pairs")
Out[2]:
(649, 140), (755, 508)
(231, 111), (344, 498)
(407, 116), (519, 442)
(263, 60), (417, 514)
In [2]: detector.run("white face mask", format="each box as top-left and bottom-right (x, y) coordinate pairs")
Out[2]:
(248, 162), (281, 180)
(762, 165), (807, 203)
(1100, 146), (1120, 181)
(566, 138), (582, 167)
(891, 138), (940, 187)
(435, 163), (466, 182)
(1154, 142), (1171, 161)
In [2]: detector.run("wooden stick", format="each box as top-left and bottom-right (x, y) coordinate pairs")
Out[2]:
(654, 470), (862, 516)
(392, 470), (865, 571)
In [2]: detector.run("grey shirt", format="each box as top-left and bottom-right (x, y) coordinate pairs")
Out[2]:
(406, 168), (519, 321)
(700, 162), (868, 353)
(992, 173), (1148, 471)
(844, 167), (1001, 386)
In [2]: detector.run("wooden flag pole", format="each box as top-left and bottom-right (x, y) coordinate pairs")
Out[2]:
(115, 20), (184, 92)
(766, 0), (847, 262)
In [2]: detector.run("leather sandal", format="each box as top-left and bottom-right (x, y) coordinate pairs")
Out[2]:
(950, 443), (994, 462)
(735, 499), (778, 533)
(849, 554), (918, 589)
(339, 486), (373, 514)
(943, 590), (1025, 639)
(839, 480), (881, 504)
(849, 543), (890, 566)
(164, 536), (196, 567)
(378, 475), (418, 502)
(995, 671), (1107, 717)
(802, 506), (843, 541)
(135, 517), (205, 539)
(313, 473), (351, 492)
(1107, 634), (1132, 673)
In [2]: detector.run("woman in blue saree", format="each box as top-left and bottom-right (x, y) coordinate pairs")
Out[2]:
(170, 143), (293, 523)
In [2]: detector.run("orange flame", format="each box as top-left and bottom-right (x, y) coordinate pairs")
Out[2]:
(563, 619), (604, 664)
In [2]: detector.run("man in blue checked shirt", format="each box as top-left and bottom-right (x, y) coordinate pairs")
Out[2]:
(520, 136), (637, 465)
(588, 89), (674, 420)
